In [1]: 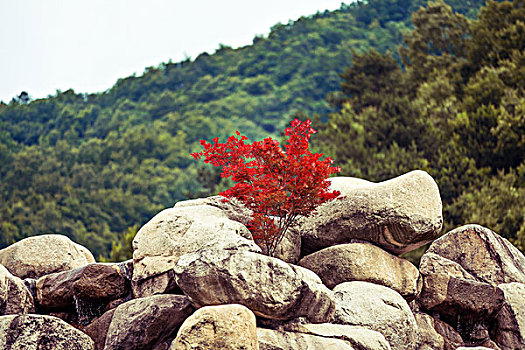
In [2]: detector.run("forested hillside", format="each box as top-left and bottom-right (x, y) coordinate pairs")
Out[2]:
(314, 0), (525, 260)
(0, 0), (505, 260)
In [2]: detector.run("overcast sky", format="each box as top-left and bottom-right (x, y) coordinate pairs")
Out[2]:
(0, 0), (350, 103)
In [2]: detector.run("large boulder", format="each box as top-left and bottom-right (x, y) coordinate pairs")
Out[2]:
(83, 308), (116, 350)
(132, 205), (261, 297)
(418, 253), (505, 322)
(0, 314), (94, 349)
(35, 262), (130, 325)
(257, 328), (355, 349)
(298, 242), (420, 297)
(72, 262), (130, 301)
(83, 294), (194, 350)
(170, 304), (258, 350)
(424, 225), (525, 285)
(491, 282), (525, 349)
(332, 281), (419, 350)
(130, 269), (183, 300)
(174, 249), (335, 322)
(35, 267), (84, 310)
(414, 312), (463, 350)
(175, 197), (302, 263)
(0, 234), (95, 279)
(0, 264), (35, 315)
(417, 225), (525, 345)
(268, 227), (302, 264)
(418, 260), (504, 344)
(271, 318), (391, 350)
(298, 170), (443, 256)
(174, 195), (252, 226)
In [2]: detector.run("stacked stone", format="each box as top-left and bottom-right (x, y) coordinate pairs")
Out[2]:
(1, 170), (524, 350)
(415, 224), (525, 349)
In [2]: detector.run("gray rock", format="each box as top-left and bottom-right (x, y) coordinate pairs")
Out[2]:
(175, 197), (302, 263)
(332, 281), (419, 350)
(491, 282), (525, 349)
(289, 264), (323, 285)
(174, 195), (252, 226)
(35, 262), (131, 325)
(0, 264), (35, 315)
(36, 263), (129, 308)
(73, 263), (129, 300)
(174, 249), (335, 322)
(132, 205), (261, 297)
(419, 252), (476, 281)
(83, 308), (116, 350)
(418, 254), (505, 320)
(270, 227), (302, 264)
(425, 224), (525, 285)
(418, 272), (503, 343)
(273, 318), (391, 350)
(0, 234), (95, 279)
(35, 267), (85, 309)
(85, 294), (194, 350)
(0, 314), (94, 349)
(170, 304), (258, 350)
(298, 243), (420, 297)
(257, 328), (355, 349)
(299, 170), (443, 256)
(417, 225), (525, 345)
(131, 269), (180, 298)
(414, 312), (463, 350)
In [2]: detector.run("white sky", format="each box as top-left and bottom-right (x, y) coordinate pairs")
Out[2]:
(0, 0), (350, 103)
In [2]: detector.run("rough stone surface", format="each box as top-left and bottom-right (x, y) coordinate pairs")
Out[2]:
(414, 312), (463, 350)
(35, 267), (84, 309)
(257, 328), (355, 349)
(332, 281), (419, 350)
(491, 282), (525, 349)
(170, 304), (258, 350)
(73, 263), (129, 300)
(175, 197), (302, 263)
(426, 224), (525, 286)
(0, 314), (94, 349)
(289, 264), (323, 285)
(418, 269), (504, 320)
(83, 308), (116, 350)
(298, 170), (442, 256)
(417, 273), (503, 344)
(271, 228), (302, 264)
(419, 252), (476, 281)
(417, 227), (523, 344)
(273, 318), (391, 350)
(132, 205), (261, 297)
(131, 269), (180, 298)
(0, 264), (35, 315)
(36, 263), (129, 309)
(174, 195), (252, 226)
(298, 242), (420, 297)
(0, 234), (95, 279)
(88, 294), (194, 350)
(174, 249), (335, 322)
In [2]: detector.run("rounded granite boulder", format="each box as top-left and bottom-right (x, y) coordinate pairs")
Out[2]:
(298, 170), (443, 256)
(0, 234), (95, 279)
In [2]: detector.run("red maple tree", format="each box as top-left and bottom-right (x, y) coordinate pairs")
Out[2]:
(191, 119), (341, 256)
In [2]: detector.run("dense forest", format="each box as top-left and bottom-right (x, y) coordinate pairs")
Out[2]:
(314, 0), (525, 260)
(1, 0), (521, 262)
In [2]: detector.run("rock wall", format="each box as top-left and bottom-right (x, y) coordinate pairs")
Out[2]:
(1, 171), (523, 349)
